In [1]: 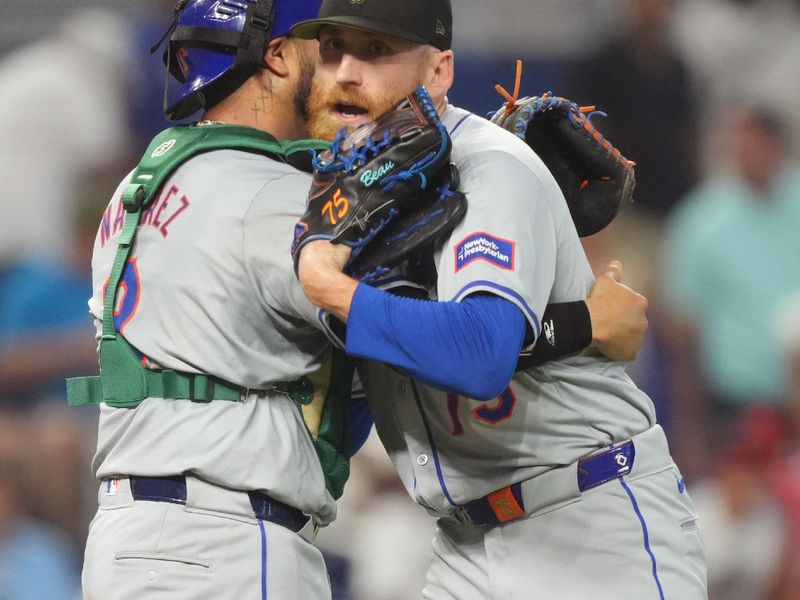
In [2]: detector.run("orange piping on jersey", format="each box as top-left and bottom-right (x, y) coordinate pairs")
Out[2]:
(580, 179), (590, 191)
(494, 59), (524, 111)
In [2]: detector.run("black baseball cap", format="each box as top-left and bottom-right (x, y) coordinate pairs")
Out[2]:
(291, 0), (452, 51)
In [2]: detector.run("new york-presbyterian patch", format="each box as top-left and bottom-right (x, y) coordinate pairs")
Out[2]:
(454, 232), (515, 272)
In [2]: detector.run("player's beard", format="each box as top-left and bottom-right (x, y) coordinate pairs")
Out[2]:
(293, 43), (316, 126)
(306, 78), (423, 141)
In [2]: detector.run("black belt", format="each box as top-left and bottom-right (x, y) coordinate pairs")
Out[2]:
(458, 439), (636, 527)
(128, 476), (310, 533)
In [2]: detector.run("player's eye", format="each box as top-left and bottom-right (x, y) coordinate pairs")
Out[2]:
(368, 40), (390, 56)
(321, 36), (344, 52)
(319, 36), (345, 61)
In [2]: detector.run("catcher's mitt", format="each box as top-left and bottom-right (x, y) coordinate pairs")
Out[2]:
(347, 163), (467, 282)
(291, 86), (452, 270)
(491, 89), (635, 237)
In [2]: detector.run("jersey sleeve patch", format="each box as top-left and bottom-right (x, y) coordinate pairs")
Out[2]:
(454, 232), (516, 273)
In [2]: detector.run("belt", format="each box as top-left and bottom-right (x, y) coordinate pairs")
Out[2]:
(457, 439), (636, 527)
(129, 476), (310, 533)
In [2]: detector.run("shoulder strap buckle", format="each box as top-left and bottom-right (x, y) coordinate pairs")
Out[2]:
(122, 184), (147, 213)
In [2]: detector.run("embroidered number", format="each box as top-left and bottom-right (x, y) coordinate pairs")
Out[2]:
(473, 386), (517, 425)
(321, 189), (350, 225)
(447, 386), (517, 435)
(447, 393), (464, 436)
(103, 258), (141, 333)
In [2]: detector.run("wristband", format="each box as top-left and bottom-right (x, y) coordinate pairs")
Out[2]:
(516, 301), (591, 369)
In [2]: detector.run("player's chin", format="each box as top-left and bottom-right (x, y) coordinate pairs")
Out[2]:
(307, 111), (340, 142)
(308, 111), (365, 142)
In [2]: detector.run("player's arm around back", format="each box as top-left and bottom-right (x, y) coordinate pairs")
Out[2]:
(297, 241), (526, 400)
(518, 261), (649, 368)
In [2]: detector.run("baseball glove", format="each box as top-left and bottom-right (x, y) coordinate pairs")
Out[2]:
(491, 89), (635, 237)
(347, 163), (467, 282)
(291, 86), (453, 270)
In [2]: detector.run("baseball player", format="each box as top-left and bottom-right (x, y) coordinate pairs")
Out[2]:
(68, 1), (353, 598)
(292, 0), (708, 598)
(68, 1), (652, 599)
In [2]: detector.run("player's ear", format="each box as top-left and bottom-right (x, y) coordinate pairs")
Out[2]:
(425, 49), (454, 101)
(263, 36), (290, 78)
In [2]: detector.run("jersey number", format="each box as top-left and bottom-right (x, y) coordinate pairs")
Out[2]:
(447, 386), (517, 436)
(103, 258), (141, 333)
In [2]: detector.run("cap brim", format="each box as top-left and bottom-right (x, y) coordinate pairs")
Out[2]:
(291, 15), (428, 45)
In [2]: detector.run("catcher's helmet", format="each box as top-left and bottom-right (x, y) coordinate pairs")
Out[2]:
(161, 0), (322, 121)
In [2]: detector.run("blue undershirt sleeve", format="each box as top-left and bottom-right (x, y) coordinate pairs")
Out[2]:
(345, 283), (526, 400)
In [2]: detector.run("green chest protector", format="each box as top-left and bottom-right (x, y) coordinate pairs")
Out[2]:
(66, 124), (354, 498)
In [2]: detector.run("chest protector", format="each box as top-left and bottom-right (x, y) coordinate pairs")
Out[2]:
(67, 124), (354, 498)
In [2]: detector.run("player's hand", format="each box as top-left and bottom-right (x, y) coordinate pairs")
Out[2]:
(297, 240), (357, 322)
(585, 260), (648, 361)
(297, 239), (352, 275)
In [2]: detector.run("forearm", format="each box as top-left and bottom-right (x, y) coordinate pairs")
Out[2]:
(297, 242), (358, 322)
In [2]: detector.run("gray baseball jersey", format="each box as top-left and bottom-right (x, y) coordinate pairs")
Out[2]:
(357, 105), (706, 599)
(360, 104), (657, 511)
(88, 148), (335, 522)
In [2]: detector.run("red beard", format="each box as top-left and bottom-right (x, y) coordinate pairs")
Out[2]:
(306, 79), (421, 141)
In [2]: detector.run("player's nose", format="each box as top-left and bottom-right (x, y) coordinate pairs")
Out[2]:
(335, 53), (364, 86)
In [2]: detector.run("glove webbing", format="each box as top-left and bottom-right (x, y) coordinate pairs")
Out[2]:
(313, 89), (448, 193)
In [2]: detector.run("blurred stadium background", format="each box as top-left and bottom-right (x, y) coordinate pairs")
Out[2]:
(1, 1), (800, 598)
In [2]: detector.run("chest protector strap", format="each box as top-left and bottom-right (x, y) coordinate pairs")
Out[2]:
(67, 125), (328, 408)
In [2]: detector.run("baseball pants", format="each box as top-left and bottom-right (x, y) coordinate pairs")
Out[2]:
(422, 425), (707, 600)
(82, 476), (331, 600)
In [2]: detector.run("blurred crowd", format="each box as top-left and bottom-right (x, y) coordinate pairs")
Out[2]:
(1, 0), (799, 598)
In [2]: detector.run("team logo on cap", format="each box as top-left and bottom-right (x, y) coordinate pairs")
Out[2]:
(350, 0), (366, 4)
(436, 20), (446, 36)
